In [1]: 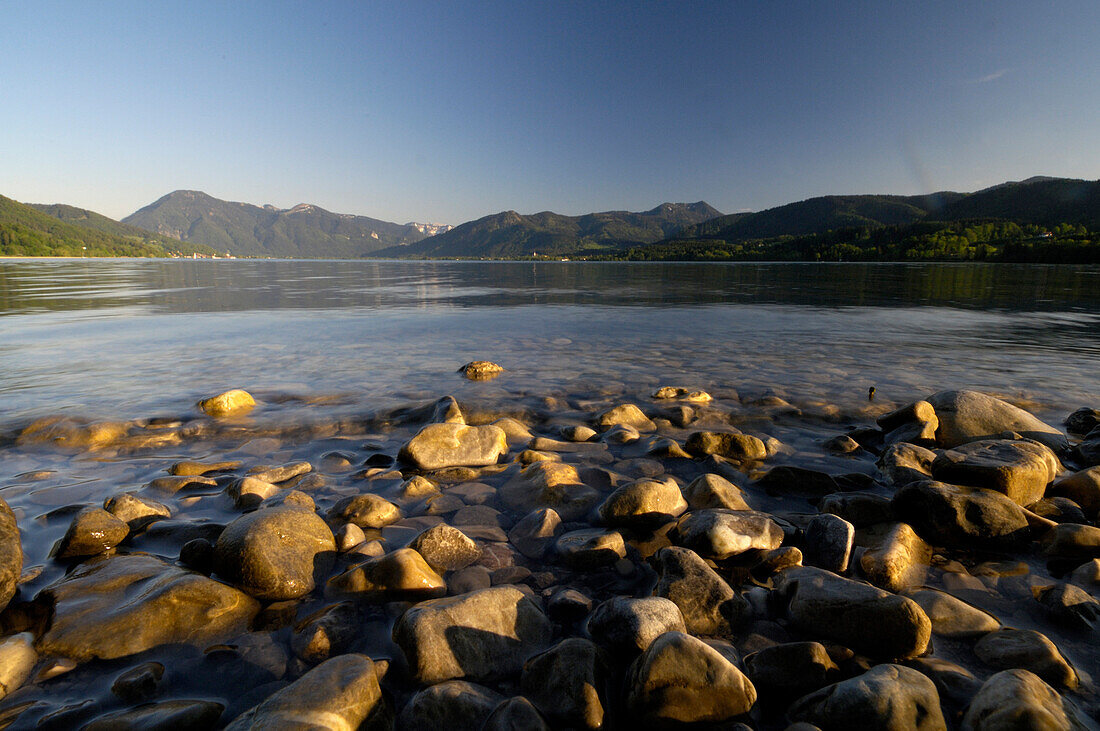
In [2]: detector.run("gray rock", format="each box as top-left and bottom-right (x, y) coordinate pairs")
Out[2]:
(393, 585), (551, 684)
(859, 522), (931, 593)
(788, 663), (946, 731)
(54, 507), (128, 559)
(598, 477), (687, 529)
(522, 638), (607, 730)
(931, 439), (1059, 506)
(508, 508), (563, 560)
(892, 480), (1030, 547)
(483, 696), (549, 731)
(214, 506), (336, 600)
(673, 509), (784, 560)
(802, 514), (854, 573)
(904, 588), (1000, 638)
(777, 566), (931, 660)
(757, 466), (839, 497)
(400, 422), (508, 470)
(683, 473), (752, 511)
(37, 554), (259, 661)
(326, 547), (446, 602)
(962, 668), (1087, 730)
(0, 498), (22, 613)
(654, 546), (747, 635)
(743, 641), (838, 699)
(586, 596), (686, 655)
(926, 389), (1068, 451)
(974, 628), (1078, 690)
(328, 493), (402, 529)
(877, 442), (937, 486)
(626, 631), (757, 725)
(906, 657), (982, 709)
(226, 654), (383, 730)
(410, 523), (482, 572)
(555, 528), (627, 569)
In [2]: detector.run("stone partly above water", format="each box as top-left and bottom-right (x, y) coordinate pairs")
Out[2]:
(196, 388), (256, 417)
(2, 383), (1099, 728)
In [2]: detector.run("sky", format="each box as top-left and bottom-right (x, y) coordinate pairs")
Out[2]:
(1, 1), (1098, 224)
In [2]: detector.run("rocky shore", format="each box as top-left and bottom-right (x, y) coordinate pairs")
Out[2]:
(1, 373), (1100, 729)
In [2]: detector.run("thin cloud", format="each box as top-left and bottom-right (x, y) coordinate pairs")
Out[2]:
(969, 68), (1010, 84)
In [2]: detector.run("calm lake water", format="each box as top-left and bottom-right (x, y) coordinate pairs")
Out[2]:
(1, 259), (1099, 428)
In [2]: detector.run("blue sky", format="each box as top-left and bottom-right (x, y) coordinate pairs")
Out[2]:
(1, 1), (1097, 224)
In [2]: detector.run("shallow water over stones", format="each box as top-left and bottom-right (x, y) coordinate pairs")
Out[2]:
(1, 260), (1100, 727)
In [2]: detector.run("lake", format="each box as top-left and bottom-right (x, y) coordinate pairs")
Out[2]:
(1, 258), (1100, 728)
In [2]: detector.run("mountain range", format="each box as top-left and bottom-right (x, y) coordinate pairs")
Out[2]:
(2, 176), (1097, 260)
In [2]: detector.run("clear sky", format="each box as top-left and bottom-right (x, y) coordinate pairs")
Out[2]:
(2, 1), (1098, 224)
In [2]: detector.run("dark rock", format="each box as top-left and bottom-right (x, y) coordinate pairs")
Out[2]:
(743, 641), (839, 700)
(54, 507), (128, 559)
(84, 700), (225, 731)
(892, 480), (1030, 547)
(110, 662), (165, 703)
(974, 628), (1078, 690)
(787, 663), (946, 731)
(962, 668), (1087, 730)
(508, 508), (563, 560)
(555, 528), (627, 569)
(802, 514), (854, 573)
(585, 596), (686, 655)
(1065, 407), (1100, 436)
(483, 696), (549, 731)
(654, 546), (748, 635)
(522, 638), (607, 729)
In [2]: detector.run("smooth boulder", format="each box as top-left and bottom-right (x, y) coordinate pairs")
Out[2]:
(598, 477), (687, 529)
(926, 390), (1068, 451)
(673, 509), (784, 560)
(326, 547), (446, 602)
(654, 546), (747, 635)
(0, 498), (21, 612)
(399, 423), (508, 470)
(961, 668), (1086, 730)
(197, 388), (255, 417)
(931, 439), (1059, 506)
(788, 663), (946, 731)
(892, 480), (1030, 547)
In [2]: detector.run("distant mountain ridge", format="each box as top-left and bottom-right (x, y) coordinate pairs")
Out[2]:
(373, 201), (722, 258)
(123, 190), (439, 258)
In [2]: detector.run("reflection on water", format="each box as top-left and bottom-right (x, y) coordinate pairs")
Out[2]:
(0, 259), (1098, 426)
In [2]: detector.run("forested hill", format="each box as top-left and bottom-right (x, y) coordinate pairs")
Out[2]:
(370, 202), (722, 258)
(0, 195), (212, 257)
(123, 190), (433, 258)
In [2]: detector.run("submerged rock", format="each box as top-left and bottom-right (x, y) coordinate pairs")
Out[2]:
(37, 554), (259, 661)
(392, 585), (551, 684)
(87, 700), (225, 731)
(459, 360), (505, 380)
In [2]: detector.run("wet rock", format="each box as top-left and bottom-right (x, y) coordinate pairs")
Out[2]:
(226, 476), (279, 508)
(974, 628), (1077, 689)
(54, 507), (128, 559)
(397, 475), (439, 500)
(802, 514), (854, 573)
(334, 522), (366, 551)
(548, 587), (593, 623)
(777, 566), (931, 660)
(492, 417), (533, 445)
(877, 442), (937, 486)
(0, 633), (36, 700)
(86, 700), (225, 730)
(460, 360), (504, 380)
(1032, 496), (1088, 524)
(484, 696), (550, 731)
(926, 389), (1068, 451)
(1069, 558), (1100, 590)
(248, 461), (312, 484)
(179, 538), (214, 574)
(213, 506), (336, 600)
(111, 661), (165, 703)
(625, 631), (757, 725)
(522, 638), (607, 729)
(1050, 466), (1100, 516)
(961, 668), (1087, 730)
(788, 663), (946, 731)
(326, 547), (446, 602)
(598, 477), (687, 529)
(859, 522), (931, 593)
(823, 434), (861, 454)
(878, 399), (939, 447)
(1041, 523), (1100, 561)
(561, 424), (597, 442)
(673, 509), (784, 560)
(197, 388), (256, 417)
(429, 395), (465, 424)
(146, 474), (219, 496)
(1037, 582), (1100, 630)
(226, 654), (383, 730)
(752, 546), (804, 579)
(683, 473), (751, 511)
(410, 524), (482, 572)
(556, 528), (627, 568)
(653, 386), (712, 402)
(655, 546), (747, 635)
(686, 431), (767, 461)
(399, 423), (508, 470)
(586, 596), (686, 655)
(449, 565), (492, 594)
(1065, 407), (1100, 436)
(291, 602), (359, 663)
(328, 493), (402, 529)
(393, 585), (551, 683)
(603, 424), (641, 444)
(508, 508), (563, 560)
(169, 459), (241, 476)
(904, 588), (1000, 638)
(819, 492), (894, 527)
(892, 480), (1030, 547)
(906, 657), (982, 709)
(596, 403), (656, 432)
(104, 493), (170, 530)
(500, 461), (600, 521)
(37, 554), (259, 660)
(0, 498), (22, 612)
(17, 416), (130, 449)
(931, 439), (1059, 506)
(399, 680), (503, 730)
(757, 466), (839, 497)
(743, 641), (838, 700)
